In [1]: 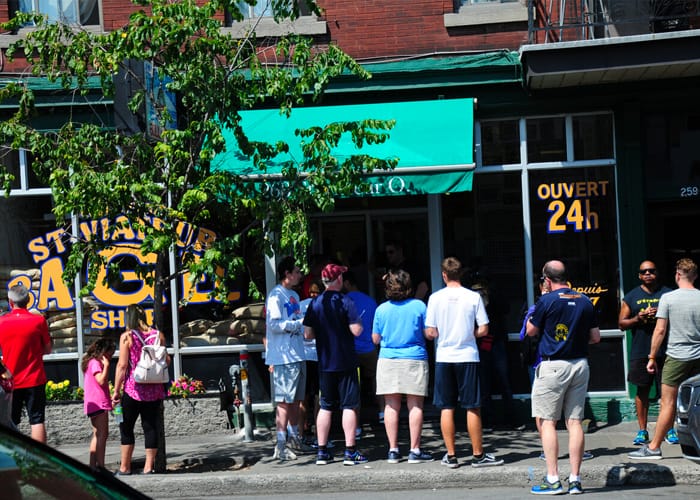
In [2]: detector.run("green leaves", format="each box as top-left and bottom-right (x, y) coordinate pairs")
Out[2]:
(0, 0), (395, 311)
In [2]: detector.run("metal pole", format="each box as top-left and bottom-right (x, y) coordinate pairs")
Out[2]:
(239, 349), (255, 442)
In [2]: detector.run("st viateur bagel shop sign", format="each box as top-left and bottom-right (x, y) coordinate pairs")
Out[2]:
(7, 215), (238, 330)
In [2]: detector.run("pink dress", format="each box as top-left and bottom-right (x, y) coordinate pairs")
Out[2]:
(123, 329), (167, 402)
(84, 358), (112, 415)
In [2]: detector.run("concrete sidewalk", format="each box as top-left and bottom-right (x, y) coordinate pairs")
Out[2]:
(55, 418), (700, 497)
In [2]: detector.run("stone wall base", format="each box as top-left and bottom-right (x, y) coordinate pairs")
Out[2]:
(17, 395), (235, 446)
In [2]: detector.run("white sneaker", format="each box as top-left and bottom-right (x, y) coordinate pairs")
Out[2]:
(273, 446), (298, 461)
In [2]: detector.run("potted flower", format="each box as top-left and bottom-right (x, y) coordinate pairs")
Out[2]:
(168, 374), (206, 399)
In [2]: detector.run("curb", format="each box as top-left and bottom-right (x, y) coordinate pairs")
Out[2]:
(115, 461), (700, 497)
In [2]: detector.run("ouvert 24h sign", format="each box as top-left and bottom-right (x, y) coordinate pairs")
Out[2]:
(6, 215), (238, 330)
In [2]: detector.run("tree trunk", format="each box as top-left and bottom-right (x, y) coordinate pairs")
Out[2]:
(155, 399), (167, 473)
(153, 252), (168, 473)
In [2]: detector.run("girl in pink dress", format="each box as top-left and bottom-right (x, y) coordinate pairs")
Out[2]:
(82, 338), (116, 470)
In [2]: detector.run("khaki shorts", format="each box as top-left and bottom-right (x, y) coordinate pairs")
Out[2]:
(661, 356), (700, 387)
(531, 358), (589, 421)
(376, 358), (429, 397)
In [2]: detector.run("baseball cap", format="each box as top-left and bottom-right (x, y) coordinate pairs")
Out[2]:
(321, 264), (348, 283)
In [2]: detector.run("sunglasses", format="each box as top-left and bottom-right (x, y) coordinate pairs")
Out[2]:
(539, 275), (547, 283)
(639, 268), (657, 275)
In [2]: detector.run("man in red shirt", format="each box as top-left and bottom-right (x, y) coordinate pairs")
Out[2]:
(0, 284), (52, 442)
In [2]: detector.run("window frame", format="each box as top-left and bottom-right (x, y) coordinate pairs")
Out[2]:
(475, 111), (627, 397)
(18, 0), (101, 27)
(445, 0), (529, 28)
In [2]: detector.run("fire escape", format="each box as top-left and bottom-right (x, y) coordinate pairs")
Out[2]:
(528, 0), (700, 44)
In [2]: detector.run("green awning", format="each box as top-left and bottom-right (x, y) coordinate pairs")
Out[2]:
(0, 76), (112, 108)
(212, 98), (474, 196)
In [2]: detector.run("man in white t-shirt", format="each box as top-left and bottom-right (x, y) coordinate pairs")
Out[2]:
(425, 257), (504, 469)
(265, 256), (308, 461)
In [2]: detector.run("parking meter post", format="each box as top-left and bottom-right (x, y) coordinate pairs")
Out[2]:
(228, 365), (242, 433)
(240, 350), (255, 442)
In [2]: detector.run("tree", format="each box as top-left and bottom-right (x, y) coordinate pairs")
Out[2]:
(0, 0), (396, 330)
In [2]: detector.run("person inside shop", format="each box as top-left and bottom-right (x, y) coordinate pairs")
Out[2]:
(385, 240), (430, 302)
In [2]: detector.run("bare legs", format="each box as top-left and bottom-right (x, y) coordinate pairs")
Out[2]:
(539, 418), (584, 479)
(649, 383), (679, 451)
(440, 408), (456, 455)
(144, 448), (157, 473)
(440, 407), (483, 456)
(382, 394), (425, 451)
(407, 395), (424, 450)
(118, 444), (135, 474)
(89, 411), (109, 469)
(566, 418), (584, 477)
(30, 423), (47, 444)
(316, 407), (358, 448)
(635, 385), (651, 432)
(316, 408), (332, 447)
(384, 394), (401, 449)
(466, 408), (484, 456)
(540, 418), (559, 478)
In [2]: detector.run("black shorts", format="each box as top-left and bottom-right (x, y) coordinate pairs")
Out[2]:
(627, 357), (663, 388)
(305, 360), (319, 398)
(12, 384), (47, 425)
(318, 369), (360, 411)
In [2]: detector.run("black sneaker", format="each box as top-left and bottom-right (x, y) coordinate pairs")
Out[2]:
(440, 453), (459, 469)
(471, 453), (504, 467)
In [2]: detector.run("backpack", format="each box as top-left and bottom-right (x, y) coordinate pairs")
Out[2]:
(132, 330), (169, 384)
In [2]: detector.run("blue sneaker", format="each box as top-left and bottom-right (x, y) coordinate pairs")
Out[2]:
(343, 449), (369, 466)
(665, 428), (679, 445)
(387, 450), (401, 464)
(316, 450), (333, 465)
(407, 450), (433, 463)
(633, 430), (650, 445)
(530, 477), (563, 495)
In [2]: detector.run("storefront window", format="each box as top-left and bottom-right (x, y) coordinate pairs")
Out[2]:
(573, 113), (614, 160)
(0, 149), (49, 191)
(528, 166), (619, 330)
(527, 116), (566, 163)
(643, 111), (700, 200)
(442, 173), (526, 333)
(480, 119), (520, 165)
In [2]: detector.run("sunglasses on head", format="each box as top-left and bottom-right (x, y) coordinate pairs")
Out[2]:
(639, 268), (656, 275)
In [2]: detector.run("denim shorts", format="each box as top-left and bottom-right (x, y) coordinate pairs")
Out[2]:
(272, 361), (306, 403)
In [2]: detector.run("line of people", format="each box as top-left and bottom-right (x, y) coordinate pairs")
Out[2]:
(265, 255), (505, 468)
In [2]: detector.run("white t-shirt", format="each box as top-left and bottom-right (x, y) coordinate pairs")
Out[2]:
(425, 285), (489, 363)
(265, 284), (305, 365)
